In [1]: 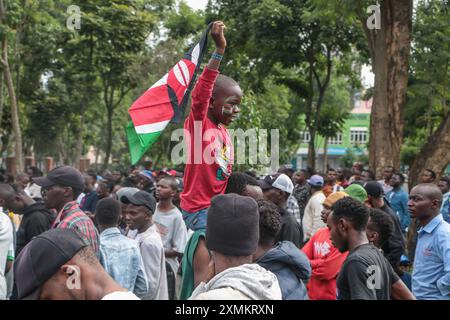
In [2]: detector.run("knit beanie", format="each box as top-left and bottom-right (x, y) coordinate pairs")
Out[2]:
(206, 194), (259, 256)
(323, 191), (348, 207)
(344, 184), (368, 203)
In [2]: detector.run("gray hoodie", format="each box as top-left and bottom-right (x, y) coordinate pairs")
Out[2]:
(189, 264), (282, 300)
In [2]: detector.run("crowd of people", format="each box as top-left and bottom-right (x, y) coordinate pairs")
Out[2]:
(0, 21), (449, 301)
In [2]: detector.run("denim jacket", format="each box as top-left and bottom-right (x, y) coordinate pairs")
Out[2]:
(99, 227), (148, 297)
(386, 188), (410, 231)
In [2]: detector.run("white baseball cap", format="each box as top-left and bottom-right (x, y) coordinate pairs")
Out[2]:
(258, 173), (294, 194)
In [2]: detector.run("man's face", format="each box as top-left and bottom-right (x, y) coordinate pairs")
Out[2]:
(293, 172), (305, 185)
(421, 171), (434, 183)
(125, 204), (151, 231)
(321, 203), (332, 224)
(353, 169), (361, 179)
(210, 85), (243, 126)
(336, 168), (344, 180)
(438, 180), (450, 194)
(96, 183), (109, 200)
(41, 185), (67, 210)
(351, 163), (361, 175)
(83, 176), (95, 193)
(155, 179), (175, 201)
(383, 167), (394, 180)
(408, 187), (438, 221)
(17, 175), (30, 188)
(389, 174), (401, 188)
(0, 193), (22, 213)
(361, 171), (371, 182)
(327, 170), (337, 184)
(327, 211), (348, 253)
(112, 172), (122, 183)
(242, 185), (264, 200)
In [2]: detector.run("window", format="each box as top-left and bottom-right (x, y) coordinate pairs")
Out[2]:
(328, 133), (343, 145)
(350, 127), (368, 144)
(300, 131), (310, 143)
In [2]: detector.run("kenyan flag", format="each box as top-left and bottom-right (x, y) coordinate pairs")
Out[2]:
(127, 23), (212, 165)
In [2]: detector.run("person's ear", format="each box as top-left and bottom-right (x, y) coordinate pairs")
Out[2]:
(209, 97), (215, 109)
(431, 199), (440, 210)
(277, 189), (284, 201)
(62, 186), (72, 198)
(61, 264), (82, 292)
(338, 218), (347, 233)
(367, 230), (378, 243)
(206, 252), (216, 282)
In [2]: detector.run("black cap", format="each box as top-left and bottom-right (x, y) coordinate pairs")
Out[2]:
(120, 190), (156, 214)
(33, 166), (84, 191)
(206, 194), (259, 256)
(364, 181), (384, 198)
(14, 228), (89, 300)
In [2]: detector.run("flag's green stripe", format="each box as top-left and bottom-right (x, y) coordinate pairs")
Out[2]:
(126, 121), (163, 165)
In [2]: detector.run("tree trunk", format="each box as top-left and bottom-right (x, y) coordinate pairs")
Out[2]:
(363, 0), (413, 179)
(103, 107), (113, 170)
(307, 47), (332, 172)
(323, 137), (329, 173)
(307, 130), (316, 170)
(0, 75), (3, 156)
(0, 73), (3, 121)
(2, 44), (24, 173)
(57, 135), (67, 165)
(408, 112), (450, 189)
(74, 112), (85, 169)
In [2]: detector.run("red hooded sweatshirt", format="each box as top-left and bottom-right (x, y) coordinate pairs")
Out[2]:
(302, 227), (348, 300)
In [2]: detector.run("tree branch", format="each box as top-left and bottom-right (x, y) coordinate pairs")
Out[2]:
(356, 1), (376, 64)
(0, 0), (6, 21)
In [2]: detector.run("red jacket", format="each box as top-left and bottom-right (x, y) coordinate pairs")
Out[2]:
(302, 227), (348, 300)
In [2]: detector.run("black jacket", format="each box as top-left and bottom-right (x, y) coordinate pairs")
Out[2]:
(276, 208), (304, 248)
(380, 199), (405, 269)
(16, 202), (55, 255)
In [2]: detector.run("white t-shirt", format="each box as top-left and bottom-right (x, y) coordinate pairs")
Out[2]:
(102, 291), (141, 300)
(153, 205), (188, 274)
(0, 212), (14, 300)
(129, 224), (168, 300)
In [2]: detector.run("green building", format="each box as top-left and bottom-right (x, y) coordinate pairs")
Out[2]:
(295, 99), (372, 171)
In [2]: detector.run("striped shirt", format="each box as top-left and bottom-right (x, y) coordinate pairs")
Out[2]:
(52, 201), (99, 253)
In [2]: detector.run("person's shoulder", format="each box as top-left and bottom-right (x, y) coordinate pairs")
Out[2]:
(312, 227), (329, 239)
(436, 220), (450, 238)
(194, 288), (250, 300)
(29, 207), (53, 221)
(141, 228), (164, 247)
(115, 233), (140, 247)
(166, 206), (183, 217)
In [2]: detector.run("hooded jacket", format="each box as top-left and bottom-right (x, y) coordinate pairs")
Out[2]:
(16, 202), (55, 256)
(257, 241), (311, 300)
(189, 264), (282, 300)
